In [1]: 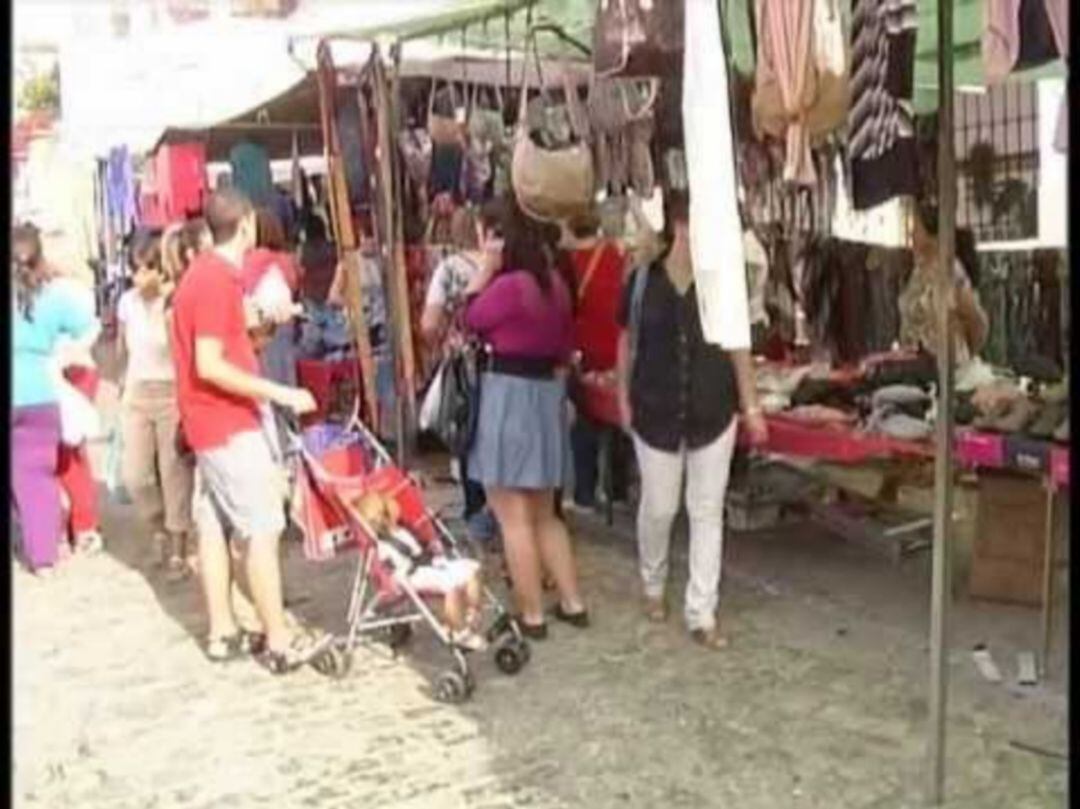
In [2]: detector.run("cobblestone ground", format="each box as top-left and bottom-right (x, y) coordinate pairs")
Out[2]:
(14, 421), (1067, 808)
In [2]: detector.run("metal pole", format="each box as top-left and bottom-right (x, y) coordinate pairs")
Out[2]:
(926, 0), (956, 802)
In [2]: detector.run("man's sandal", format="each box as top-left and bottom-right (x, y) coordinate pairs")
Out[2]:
(643, 596), (668, 624)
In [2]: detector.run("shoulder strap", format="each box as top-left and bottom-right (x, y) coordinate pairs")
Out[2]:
(576, 242), (608, 303)
(627, 263), (650, 370)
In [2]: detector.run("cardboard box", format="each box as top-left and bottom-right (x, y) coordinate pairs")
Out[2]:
(969, 472), (1048, 606)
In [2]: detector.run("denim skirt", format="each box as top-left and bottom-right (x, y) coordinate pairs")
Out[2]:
(467, 372), (567, 491)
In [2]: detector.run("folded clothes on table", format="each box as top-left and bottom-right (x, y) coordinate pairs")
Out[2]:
(864, 405), (933, 441)
(784, 404), (858, 425)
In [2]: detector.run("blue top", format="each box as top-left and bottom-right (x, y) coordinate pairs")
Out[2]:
(12, 280), (98, 408)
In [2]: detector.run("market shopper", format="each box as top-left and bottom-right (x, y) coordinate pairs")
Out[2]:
(616, 189), (768, 650)
(11, 224), (99, 576)
(118, 232), (195, 579)
(563, 210), (632, 512)
(463, 193), (588, 639)
(162, 218), (211, 290)
(170, 188), (326, 671)
(421, 202), (504, 546)
(901, 201), (989, 363)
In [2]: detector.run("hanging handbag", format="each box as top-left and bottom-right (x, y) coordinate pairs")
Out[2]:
(428, 79), (464, 146)
(512, 30), (596, 224)
(593, 0), (685, 79)
(434, 343), (486, 457)
(468, 83), (507, 151)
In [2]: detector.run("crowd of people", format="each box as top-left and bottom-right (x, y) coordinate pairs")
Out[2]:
(12, 166), (784, 671)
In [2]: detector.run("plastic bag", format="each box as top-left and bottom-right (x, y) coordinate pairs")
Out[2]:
(105, 428), (131, 504)
(57, 375), (101, 447)
(419, 362), (446, 433)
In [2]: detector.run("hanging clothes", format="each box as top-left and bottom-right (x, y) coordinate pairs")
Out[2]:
(106, 145), (137, 237)
(682, 0), (750, 349)
(984, 0), (1068, 81)
(155, 142), (208, 222)
(847, 0), (918, 211)
(337, 89), (368, 210)
(229, 141), (275, 208)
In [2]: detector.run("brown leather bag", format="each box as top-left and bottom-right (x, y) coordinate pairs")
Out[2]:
(593, 0), (685, 79)
(511, 32), (595, 223)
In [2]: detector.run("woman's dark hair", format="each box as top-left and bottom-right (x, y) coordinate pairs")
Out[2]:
(302, 213), (328, 244)
(130, 229), (163, 273)
(13, 223), (46, 320)
(955, 227), (979, 287)
(500, 194), (571, 295)
(256, 207), (288, 251)
(660, 188), (690, 256)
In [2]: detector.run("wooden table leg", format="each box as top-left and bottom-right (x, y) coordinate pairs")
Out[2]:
(1040, 483), (1056, 677)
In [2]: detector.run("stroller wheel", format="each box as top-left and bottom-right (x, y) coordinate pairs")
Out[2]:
(433, 669), (472, 704)
(311, 644), (351, 679)
(494, 637), (530, 675)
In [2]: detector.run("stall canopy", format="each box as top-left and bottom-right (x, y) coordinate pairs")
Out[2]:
(156, 73), (323, 162)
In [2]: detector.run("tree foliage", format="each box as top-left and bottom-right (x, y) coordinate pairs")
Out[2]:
(19, 68), (60, 113)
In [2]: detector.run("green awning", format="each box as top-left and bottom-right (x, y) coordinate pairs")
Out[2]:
(326, 0), (1065, 111)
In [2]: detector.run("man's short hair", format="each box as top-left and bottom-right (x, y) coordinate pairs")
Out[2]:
(205, 188), (254, 246)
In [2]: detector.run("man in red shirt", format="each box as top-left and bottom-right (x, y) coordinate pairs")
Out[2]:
(564, 211), (632, 512)
(171, 188), (322, 674)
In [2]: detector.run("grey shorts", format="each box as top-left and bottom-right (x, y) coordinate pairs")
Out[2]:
(194, 430), (287, 542)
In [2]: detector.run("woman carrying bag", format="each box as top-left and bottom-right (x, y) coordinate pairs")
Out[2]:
(616, 186), (767, 650)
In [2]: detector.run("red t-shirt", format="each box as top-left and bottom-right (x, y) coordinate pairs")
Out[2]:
(171, 251), (262, 452)
(570, 241), (626, 371)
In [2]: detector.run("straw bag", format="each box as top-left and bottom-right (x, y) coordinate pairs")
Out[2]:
(512, 31), (595, 223)
(593, 0), (685, 79)
(428, 79), (464, 146)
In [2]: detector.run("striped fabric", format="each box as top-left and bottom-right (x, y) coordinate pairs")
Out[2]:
(847, 0), (919, 209)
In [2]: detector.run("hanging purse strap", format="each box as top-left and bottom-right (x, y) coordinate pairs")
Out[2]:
(577, 241), (609, 303)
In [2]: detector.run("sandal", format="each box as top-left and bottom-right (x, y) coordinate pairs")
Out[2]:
(689, 626), (729, 651)
(205, 629), (267, 663)
(165, 555), (189, 582)
(256, 629), (333, 675)
(75, 531), (104, 556)
(550, 604), (590, 629)
(643, 596), (668, 624)
(514, 617), (548, 641)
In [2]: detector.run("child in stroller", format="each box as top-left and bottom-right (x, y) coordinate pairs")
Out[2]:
(354, 490), (488, 652)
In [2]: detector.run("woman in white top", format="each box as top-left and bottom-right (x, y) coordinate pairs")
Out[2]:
(117, 232), (195, 578)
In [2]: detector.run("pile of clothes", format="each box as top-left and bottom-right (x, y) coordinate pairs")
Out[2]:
(297, 303), (355, 363)
(754, 352), (1069, 445)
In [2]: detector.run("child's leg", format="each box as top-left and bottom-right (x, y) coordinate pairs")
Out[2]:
(442, 586), (467, 633)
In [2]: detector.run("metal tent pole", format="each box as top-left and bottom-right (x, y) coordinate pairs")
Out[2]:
(926, 0), (957, 803)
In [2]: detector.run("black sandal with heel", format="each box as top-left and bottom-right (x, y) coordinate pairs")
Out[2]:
(205, 629), (267, 663)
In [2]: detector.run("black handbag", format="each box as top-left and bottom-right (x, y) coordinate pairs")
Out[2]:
(434, 343), (486, 457)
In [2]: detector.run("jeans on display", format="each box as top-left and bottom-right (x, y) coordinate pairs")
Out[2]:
(632, 421), (738, 632)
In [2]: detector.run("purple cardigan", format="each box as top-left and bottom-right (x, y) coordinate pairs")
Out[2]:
(464, 270), (574, 362)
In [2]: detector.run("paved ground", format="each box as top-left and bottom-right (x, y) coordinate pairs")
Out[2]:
(13, 392), (1068, 808)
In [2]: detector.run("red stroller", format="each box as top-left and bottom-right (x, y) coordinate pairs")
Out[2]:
(289, 418), (531, 703)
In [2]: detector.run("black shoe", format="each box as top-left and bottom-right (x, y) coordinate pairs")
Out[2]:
(515, 618), (548, 641)
(550, 604), (590, 629)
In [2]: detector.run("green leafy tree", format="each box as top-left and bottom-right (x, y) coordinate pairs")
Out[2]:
(19, 68), (60, 113)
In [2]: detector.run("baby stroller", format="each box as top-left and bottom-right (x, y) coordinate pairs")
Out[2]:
(288, 417), (531, 703)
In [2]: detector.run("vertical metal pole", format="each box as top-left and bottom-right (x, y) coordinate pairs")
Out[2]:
(927, 0), (956, 803)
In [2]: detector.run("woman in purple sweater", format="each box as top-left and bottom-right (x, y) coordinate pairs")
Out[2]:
(463, 195), (588, 639)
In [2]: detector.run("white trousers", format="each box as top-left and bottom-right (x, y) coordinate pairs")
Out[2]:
(632, 421), (737, 631)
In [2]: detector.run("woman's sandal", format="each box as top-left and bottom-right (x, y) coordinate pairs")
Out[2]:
(514, 617), (548, 641)
(256, 629), (334, 675)
(205, 629), (268, 663)
(550, 604), (590, 629)
(689, 626), (729, 651)
(643, 597), (668, 624)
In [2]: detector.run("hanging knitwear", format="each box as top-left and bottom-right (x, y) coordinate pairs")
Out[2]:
(229, 141), (275, 208)
(847, 0), (918, 210)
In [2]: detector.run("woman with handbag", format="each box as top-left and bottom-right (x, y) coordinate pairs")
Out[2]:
(616, 188), (768, 650)
(12, 224), (99, 576)
(421, 202), (504, 547)
(462, 194), (588, 640)
(118, 232), (196, 580)
(563, 210), (632, 513)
